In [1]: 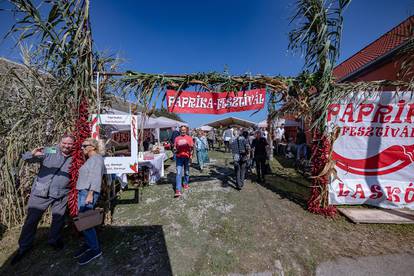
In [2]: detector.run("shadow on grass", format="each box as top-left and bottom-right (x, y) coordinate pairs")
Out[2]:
(274, 155), (296, 169)
(161, 159), (239, 190)
(258, 174), (310, 210)
(0, 223), (6, 240)
(1, 225), (172, 276)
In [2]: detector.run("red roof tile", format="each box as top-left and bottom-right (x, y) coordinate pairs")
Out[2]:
(333, 16), (413, 81)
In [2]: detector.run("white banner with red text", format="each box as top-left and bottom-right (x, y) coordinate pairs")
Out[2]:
(327, 91), (414, 209)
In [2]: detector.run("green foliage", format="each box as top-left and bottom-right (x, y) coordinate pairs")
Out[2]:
(0, 0), (117, 228)
(288, 0), (351, 127)
(153, 108), (184, 122)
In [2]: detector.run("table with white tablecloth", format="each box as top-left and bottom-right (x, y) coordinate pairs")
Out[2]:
(138, 152), (167, 184)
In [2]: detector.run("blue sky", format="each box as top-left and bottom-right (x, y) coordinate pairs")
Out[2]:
(0, 0), (413, 127)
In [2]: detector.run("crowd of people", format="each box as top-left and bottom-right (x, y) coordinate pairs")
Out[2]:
(170, 124), (310, 196)
(170, 125), (274, 196)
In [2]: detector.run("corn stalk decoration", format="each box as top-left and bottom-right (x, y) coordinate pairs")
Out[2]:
(0, 0), (116, 228)
(118, 71), (289, 113)
(288, 0), (351, 216)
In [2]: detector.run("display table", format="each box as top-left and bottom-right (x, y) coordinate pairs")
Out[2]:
(138, 152), (167, 184)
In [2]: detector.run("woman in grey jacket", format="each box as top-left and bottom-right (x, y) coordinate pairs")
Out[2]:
(74, 138), (105, 265)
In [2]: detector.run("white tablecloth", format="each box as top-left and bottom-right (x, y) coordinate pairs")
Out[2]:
(138, 153), (166, 184)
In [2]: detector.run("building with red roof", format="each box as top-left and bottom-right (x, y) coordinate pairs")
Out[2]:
(333, 15), (413, 82)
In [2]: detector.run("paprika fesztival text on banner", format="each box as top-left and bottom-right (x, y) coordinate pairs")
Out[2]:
(166, 89), (266, 114)
(327, 91), (414, 209)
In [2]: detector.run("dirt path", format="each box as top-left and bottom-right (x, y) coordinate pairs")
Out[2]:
(1, 151), (414, 275)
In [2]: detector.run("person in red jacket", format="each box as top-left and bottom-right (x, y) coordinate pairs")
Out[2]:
(174, 126), (194, 197)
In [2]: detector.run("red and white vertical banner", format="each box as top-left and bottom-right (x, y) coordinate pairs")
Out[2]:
(166, 89), (266, 114)
(328, 91), (414, 209)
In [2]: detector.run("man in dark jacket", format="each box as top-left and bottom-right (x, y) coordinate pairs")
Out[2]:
(231, 130), (250, 190)
(296, 127), (307, 161)
(170, 127), (180, 145)
(11, 134), (74, 265)
(251, 130), (269, 183)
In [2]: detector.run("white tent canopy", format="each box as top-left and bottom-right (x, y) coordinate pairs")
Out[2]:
(257, 118), (301, 128)
(103, 109), (187, 129)
(204, 117), (257, 129)
(152, 116), (188, 129)
(199, 125), (213, 131)
(257, 120), (269, 128)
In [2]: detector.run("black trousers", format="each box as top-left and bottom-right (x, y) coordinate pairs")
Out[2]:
(207, 139), (214, 150)
(224, 141), (230, 152)
(18, 194), (67, 252)
(255, 157), (266, 181)
(234, 160), (247, 188)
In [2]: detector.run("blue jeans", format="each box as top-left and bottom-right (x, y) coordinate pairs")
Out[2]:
(296, 143), (307, 160)
(176, 157), (190, 191)
(78, 189), (100, 251)
(196, 150), (205, 169)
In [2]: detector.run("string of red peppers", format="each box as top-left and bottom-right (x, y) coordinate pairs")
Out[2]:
(307, 130), (337, 217)
(68, 98), (91, 217)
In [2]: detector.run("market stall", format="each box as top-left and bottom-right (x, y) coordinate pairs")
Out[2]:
(138, 152), (169, 184)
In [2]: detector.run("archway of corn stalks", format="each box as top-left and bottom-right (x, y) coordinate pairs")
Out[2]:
(2, 0), (413, 230)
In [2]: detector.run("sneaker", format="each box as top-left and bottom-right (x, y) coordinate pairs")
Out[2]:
(183, 184), (189, 190)
(74, 245), (90, 259)
(78, 249), (102, 265)
(174, 190), (182, 198)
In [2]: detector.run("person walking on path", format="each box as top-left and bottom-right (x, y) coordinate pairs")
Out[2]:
(231, 130), (251, 190)
(207, 129), (216, 150)
(195, 130), (209, 171)
(222, 126), (234, 153)
(170, 127), (180, 160)
(296, 127), (307, 161)
(170, 127), (180, 145)
(74, 138), (105, 265)
(251, 130), (269, 183)
(11, 134), (75, 265)
(174, 126), (194, 198)
(273, 123), (285, 155)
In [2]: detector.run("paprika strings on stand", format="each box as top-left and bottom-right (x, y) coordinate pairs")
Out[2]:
(68, 99), (91, 217)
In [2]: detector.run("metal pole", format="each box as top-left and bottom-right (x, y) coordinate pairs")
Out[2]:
(96, 71), (100, 114)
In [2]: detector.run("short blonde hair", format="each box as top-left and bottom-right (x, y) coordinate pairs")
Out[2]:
(84, 138), (105, 155)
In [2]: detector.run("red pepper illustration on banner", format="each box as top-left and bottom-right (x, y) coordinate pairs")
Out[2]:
(332, 144), (414, 175)
(130, 162), (138, 173)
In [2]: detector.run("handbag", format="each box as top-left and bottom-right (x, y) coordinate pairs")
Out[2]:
(73, 207), (104, 231)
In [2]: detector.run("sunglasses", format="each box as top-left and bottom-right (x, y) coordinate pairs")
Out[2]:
(81, 144), (93, 149)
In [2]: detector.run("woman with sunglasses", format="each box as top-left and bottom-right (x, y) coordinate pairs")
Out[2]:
(74, 138), (105, 265)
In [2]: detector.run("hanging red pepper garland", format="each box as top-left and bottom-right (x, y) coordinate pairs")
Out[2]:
(68, 98), (91, 217)
(307, 130), (337, 217)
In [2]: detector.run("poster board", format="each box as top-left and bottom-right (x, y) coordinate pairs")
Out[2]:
(91, 114), (138, 174)
(328, 91), (414, 209)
